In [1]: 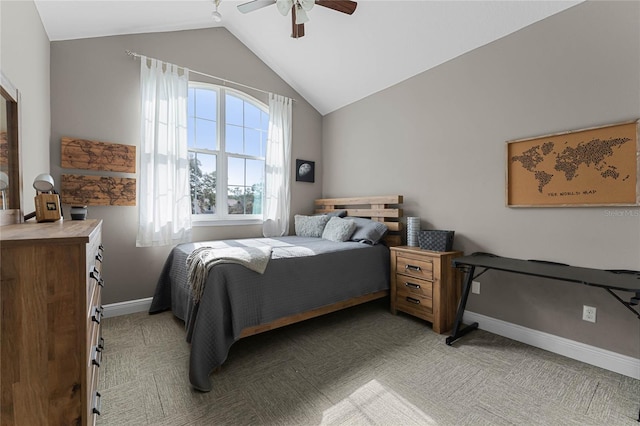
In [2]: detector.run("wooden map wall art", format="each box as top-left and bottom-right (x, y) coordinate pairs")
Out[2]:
(61, 137), (136, 172)
(506, 120), (639, 207)
(61, 137), (137, 206)
(61, 174), (136, 206)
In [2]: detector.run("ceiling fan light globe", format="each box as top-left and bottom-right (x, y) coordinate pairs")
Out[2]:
(295, 5), (309, 24)
(276, 0), (293, 16)
(299, 0), (314, 11)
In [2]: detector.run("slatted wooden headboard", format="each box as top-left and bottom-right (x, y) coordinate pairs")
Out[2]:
(314, 195), (404, 246)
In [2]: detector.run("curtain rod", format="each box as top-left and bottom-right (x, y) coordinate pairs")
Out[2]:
(125, 50), (295, 102)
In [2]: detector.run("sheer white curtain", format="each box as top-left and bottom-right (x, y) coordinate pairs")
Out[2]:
(262, 93), (293, 237)
(136, 57), (191, 247)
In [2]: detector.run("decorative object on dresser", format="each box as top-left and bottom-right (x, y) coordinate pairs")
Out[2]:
(23, 173), (62, 223)
(390, 246), (463, 334)
(0, 219), (105, 425)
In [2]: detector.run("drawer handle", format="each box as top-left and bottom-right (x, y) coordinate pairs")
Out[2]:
(98, 336), (105, 351)
(92, 345), (102, 367)
(405, 282), (421, 289)
(90, 267), (105, 287)
(92, 306), (102, 324)
(99, 244), (105, 252)
(406, 296), (421, 305)
(405, 264), (421, 272)
(95, 252), (103, 263)
(93, 391), (102, 416)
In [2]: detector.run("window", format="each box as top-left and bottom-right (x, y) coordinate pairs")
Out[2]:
(187, 83), (269, 223)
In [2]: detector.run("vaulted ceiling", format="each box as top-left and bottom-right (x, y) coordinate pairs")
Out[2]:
(34, 0), (581, 115)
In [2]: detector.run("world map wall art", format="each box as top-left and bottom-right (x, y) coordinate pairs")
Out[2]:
(506, 120), (639, 207)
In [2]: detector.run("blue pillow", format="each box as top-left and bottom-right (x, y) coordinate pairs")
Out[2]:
(349, 217), (388, 245)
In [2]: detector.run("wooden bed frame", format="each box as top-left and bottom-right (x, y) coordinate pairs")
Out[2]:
(239, 195), (403, 338)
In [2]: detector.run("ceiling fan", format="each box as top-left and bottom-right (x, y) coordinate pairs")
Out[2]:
(237, 0), (358, 38)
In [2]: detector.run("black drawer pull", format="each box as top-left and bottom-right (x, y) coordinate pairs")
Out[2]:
(92, 306), (102, 324)
(92, 346), (102, 367)
(406, 296), (421, 305)
(93, 391), (102, 416)
(98, 336), (105, 351)
(99, 244), (104, 252)
(90, 267), (105, 287)
(90, 267), (101, 281)
(95, 252), (103, 263)
(404, 282), (421, 289)
(405, 264), (421, 272)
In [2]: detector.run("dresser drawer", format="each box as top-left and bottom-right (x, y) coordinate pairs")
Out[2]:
(395, 274), (432, 299)
(396, 254), (434, 281)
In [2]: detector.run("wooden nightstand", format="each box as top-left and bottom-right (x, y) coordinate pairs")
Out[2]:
(390, 246), (463, 334)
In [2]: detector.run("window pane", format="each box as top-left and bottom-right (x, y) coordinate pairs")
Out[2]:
(226, 124), (243, 154)
(244, 128), (261, 157)
(261, 111), (269, 132)
(195, 89), (216, 120)
(226, 94), (243, 126)
(195, 118), (217, 149)
(245, 102), (261, 129)
(246, 159), (264, 187)
(227, 186), (246, 215)
(190, 152), (217, 215)
(227, 156), (244, 186)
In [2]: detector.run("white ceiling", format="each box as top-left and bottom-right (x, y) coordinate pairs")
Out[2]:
(34, 0), (581, 115)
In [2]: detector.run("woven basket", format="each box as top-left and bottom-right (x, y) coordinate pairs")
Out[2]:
(418, 230), (455, 252)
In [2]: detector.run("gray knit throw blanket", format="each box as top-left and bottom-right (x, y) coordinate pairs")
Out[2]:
(187, 245), (272, 303)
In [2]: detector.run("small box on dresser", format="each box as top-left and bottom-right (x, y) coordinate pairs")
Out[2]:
(390, 246), (463, 334)
(0, 219), (104, 425)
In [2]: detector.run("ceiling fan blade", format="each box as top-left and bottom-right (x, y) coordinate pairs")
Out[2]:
(315, 0), (357, 15)
(237, 0), (276, 14)
(291, 6), (305, 38)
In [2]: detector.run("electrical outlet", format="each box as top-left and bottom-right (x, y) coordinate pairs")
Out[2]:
(583, 305), (596, 323)
(472, 281), (481, 294)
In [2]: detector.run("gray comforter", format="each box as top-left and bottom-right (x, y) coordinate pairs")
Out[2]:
(149, 236), (390, 391)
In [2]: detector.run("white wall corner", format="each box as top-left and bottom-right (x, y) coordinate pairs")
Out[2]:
(463, 311), (640, 380)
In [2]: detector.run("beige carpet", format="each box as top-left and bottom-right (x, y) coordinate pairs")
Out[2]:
(96, 299), (639, 425)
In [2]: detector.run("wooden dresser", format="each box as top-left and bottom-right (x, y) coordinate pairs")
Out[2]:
(1, 219), (104, 425)
(390, 246), (463, 334)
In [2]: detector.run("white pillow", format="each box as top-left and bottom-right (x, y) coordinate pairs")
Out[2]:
(322, 217), (357, 242)
(294, 214), (330, 237)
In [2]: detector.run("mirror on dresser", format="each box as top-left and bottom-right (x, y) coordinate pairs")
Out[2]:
(0, 71), (23, 226)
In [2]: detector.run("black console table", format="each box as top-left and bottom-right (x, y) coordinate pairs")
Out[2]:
(446, 252), (640, 421)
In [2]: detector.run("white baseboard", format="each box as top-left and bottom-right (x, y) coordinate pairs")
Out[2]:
(463, 311), (640, 380)
(102, 297), (153, 318)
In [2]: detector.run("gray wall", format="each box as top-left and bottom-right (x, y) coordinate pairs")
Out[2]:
(0, 0), (50, 214)
(323, 1), (640, 357)
(50, 28), (323, 304)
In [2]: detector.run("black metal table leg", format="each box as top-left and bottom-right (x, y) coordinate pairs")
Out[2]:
(446, 265), (479, 345)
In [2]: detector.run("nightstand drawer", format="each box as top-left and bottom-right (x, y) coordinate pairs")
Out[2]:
(396, 254), (433, 281)
(395, 274), (432, 298)
(396, 288), (433, 319)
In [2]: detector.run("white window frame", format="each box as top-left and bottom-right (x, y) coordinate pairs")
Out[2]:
(188, 82), (268, 226)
